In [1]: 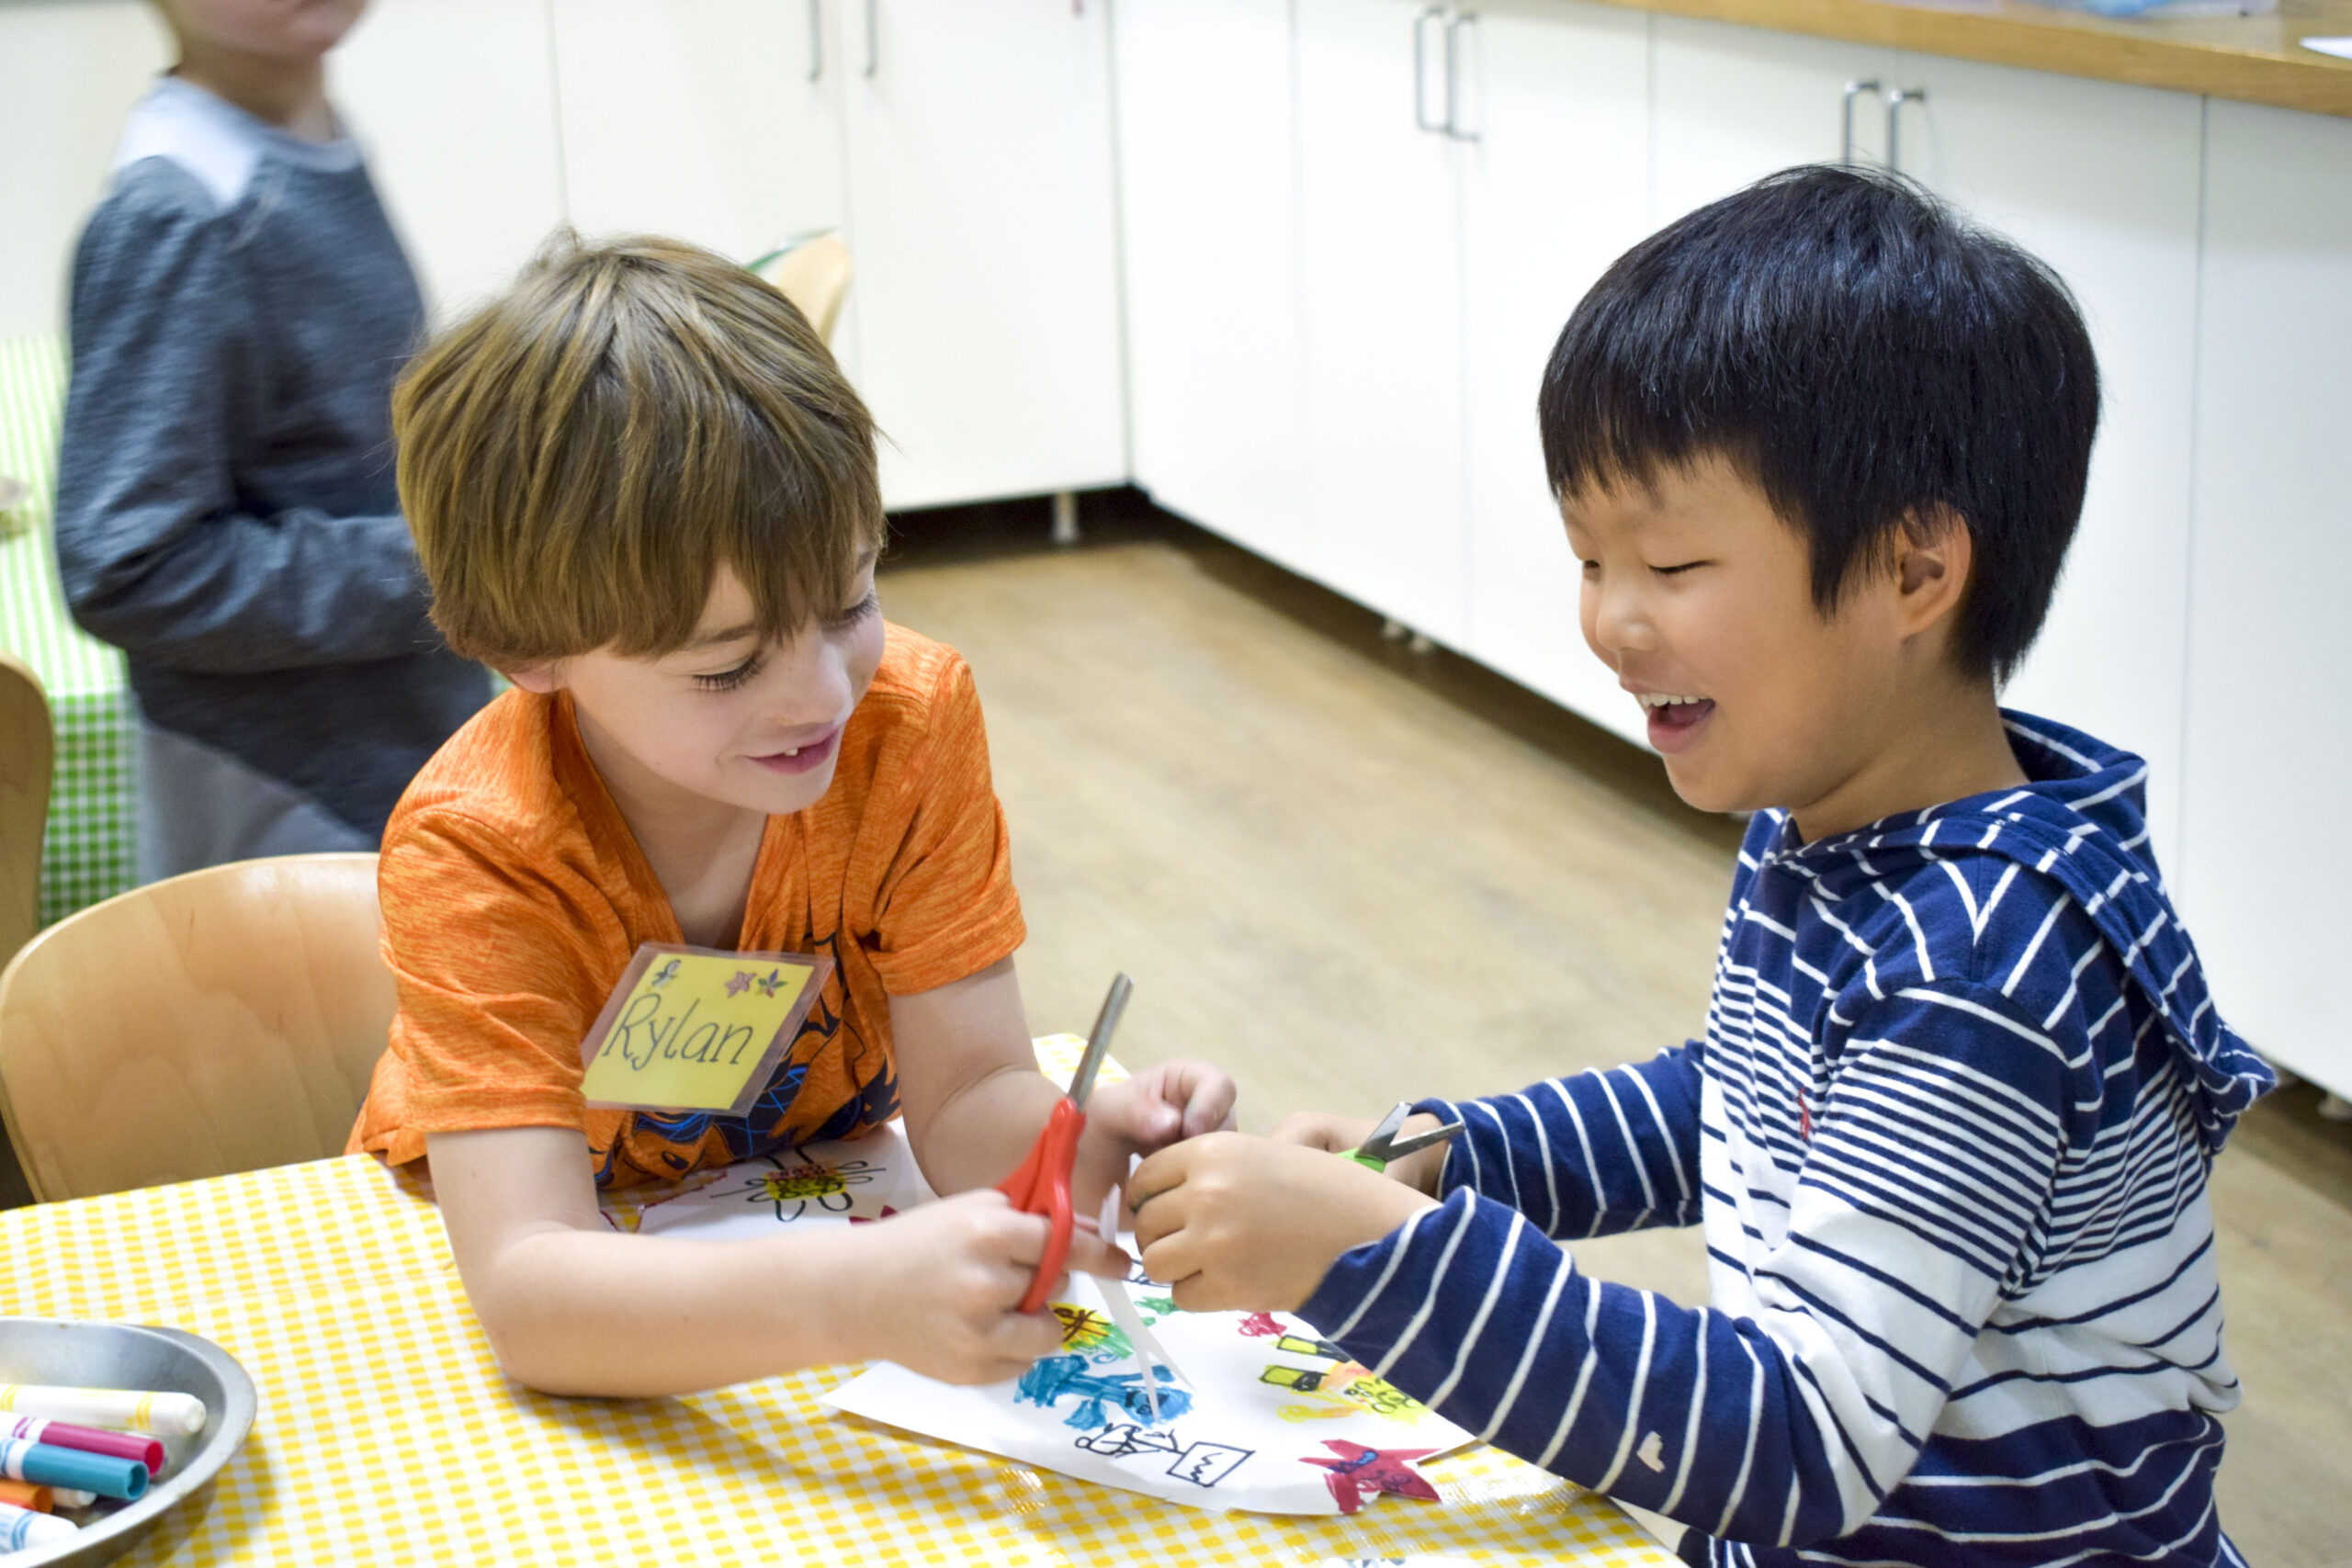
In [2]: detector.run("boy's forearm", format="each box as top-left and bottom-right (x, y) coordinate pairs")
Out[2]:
(1435, 1043), (1706, 1239)
(58, 499), (435, 674)
(1298, 1192), (1870, 1545)
(908, 1063), (1067, 1196)
(465, 1221), (873, 1398)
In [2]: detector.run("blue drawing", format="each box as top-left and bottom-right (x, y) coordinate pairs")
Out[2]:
(1016, 1354), (1193, 1430)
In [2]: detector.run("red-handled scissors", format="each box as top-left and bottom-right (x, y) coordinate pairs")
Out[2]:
(997, 973), (1132, 1314)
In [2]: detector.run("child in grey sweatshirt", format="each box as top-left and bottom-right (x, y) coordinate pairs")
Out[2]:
(56, 47), (487, 880)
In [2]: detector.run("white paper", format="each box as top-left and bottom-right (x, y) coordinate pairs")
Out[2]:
(598, 1123), (932, 1239)
(823, 1261), (1474, 1516)
(2301, 34), (2352, 58)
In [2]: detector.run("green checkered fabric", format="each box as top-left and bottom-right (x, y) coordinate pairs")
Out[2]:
(0, 334), (138, 925)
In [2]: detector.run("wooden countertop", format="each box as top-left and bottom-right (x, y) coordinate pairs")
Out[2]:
(1580, 0), (2352, 116)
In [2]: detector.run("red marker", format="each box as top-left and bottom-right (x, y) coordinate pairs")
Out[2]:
(0, 1417), (163, 1476)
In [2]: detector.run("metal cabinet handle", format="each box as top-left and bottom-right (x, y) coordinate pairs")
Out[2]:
(1885, 87), (1927, 172)
(865, 0), (878, 78)
(807, 0), (822, 82)
(1444, 11), (1478, 141)
(1413, 6), (1446, 134)
(1840, 79), (1883, 164)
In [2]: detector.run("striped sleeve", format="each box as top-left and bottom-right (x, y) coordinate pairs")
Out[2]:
(1417, 1043), (1704, 1240)
(1299, 982), (2073, 1547)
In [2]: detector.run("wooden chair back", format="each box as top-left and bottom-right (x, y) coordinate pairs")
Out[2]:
(0, 651), (51, 978)
(755, 232), (854, 344)
(0, 852), (394, 1201)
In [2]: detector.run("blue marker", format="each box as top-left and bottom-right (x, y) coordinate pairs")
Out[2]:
(0, 1437), (147, 1502)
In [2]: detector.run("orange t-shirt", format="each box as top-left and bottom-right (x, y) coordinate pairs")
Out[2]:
(347, 626), (1025, 1187)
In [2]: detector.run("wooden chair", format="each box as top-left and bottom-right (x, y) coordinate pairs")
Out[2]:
(0, 852), (394, 1202)
(0, 650), (51, 979)
(752, 232), (854, 344)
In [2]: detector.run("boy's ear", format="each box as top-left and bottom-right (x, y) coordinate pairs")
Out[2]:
(1891, 506), (1973, 642)
(502, 662), (563, 695)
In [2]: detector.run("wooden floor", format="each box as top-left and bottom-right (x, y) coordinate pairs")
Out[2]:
(880, 491), (2352, 1568)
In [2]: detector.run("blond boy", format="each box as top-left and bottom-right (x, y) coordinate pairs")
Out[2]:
(351, 235), (1230, 1397)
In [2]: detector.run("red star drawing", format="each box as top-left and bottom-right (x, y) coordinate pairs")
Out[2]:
(1299, 1439), (1441, 1514)
(1238, 1312), (1283, 1338)
(725, 970), (754, 997)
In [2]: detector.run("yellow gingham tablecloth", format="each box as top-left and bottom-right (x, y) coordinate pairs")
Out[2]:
(0, 1041), (1677, 1566)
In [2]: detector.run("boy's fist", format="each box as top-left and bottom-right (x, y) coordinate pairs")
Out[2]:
(850, 1189), (1126, 1385)
(1270, 1109), (1454, 1196)
(1076, 1058), (1239, 1210)
(1126, 1132), (1437, 1314)
(1089, 1059), (1238, 1147)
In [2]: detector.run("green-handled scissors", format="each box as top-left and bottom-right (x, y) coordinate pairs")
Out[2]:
(1338, 1100), (1464, 1173)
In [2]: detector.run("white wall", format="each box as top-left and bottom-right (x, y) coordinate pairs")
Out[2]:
(0, 0), (171, 340)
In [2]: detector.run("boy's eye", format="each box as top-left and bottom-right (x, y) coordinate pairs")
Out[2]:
(827, 589), (880, 631)
(693, 653), (766, 693)
(1652, 560), (1707, 577)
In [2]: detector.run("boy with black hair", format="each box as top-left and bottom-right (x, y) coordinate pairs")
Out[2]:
(1128, 166), (2269, 1565)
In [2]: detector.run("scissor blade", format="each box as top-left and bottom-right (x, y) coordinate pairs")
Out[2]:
(1093, 1183), (1187, 1424)
(1067, 972), (1133, 1110)
(1376, 1116), (1465, 1161)
(1356, 1100), (1415, 1163)
(1096, 1277), (1180, 1423)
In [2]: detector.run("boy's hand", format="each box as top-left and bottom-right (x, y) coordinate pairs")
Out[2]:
(1091, 1059), (1238, 1146)
(1075, 1059), (1239, 1214)
(1271, 1109), (1453, 1197)
(1127, 1132), (1437, 1313)
(849, 1189), (1127, 1384)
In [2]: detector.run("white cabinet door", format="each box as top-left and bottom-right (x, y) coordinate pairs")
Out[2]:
(1457, 0), (1653, 746)
(1651, 21), (2200, 868)
(337, 0), (568, 318)
(1113, 0), (1309, 575)
(1295, 0), (1467, 646)
(549, 0), (845, 264)
(1650, 16), (1866, 220)
(841, 0), (1125, 511)
(2179, 103), (2352, 1095)
(1889, 59), (2201, 877)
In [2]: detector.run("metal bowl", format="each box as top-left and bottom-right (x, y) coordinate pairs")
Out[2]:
(0, 1319), (256, 1566)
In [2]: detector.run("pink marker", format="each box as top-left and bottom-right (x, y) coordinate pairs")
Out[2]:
(0, 1417), (163, 1476)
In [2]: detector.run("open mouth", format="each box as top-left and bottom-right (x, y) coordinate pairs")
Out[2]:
(748, 727), (842, 776)
(1638, 693), (1714, 752)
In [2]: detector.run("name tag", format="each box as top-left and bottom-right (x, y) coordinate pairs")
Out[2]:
(578, 942), (834, 1115)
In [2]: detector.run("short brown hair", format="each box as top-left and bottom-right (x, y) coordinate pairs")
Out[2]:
(394, 231), (884, 668)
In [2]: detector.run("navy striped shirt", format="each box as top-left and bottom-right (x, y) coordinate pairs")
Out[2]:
(1298, 714), (2273, 1565)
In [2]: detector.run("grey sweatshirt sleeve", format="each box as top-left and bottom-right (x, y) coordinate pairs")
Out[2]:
(55, 166), (437, 674)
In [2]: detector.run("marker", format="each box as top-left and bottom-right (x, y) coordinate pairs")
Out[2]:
(0, 1482), (50, 1513)
(0, 1438), (148, 1502)
(0, 1501), (74, 1551)
(0, 1385), (205, 1437)
(0, 1417), (163, 1476)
